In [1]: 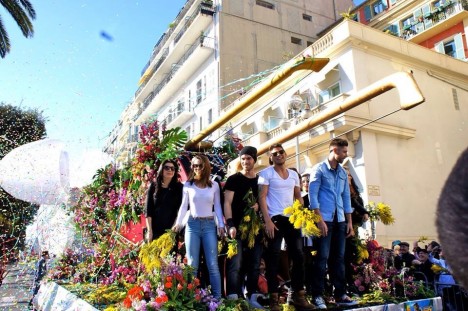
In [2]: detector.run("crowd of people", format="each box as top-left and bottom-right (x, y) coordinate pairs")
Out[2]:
(142, 138), (367, 310)
(29, 139), (463, 310)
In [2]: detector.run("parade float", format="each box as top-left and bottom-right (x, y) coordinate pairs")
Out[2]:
(2, 53), (446, 310)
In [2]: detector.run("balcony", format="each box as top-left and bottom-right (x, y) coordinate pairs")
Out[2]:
(135, 35), (215, 123)
(242, 131), (268, 146)
(162, 105), (195, 129)
(134, 2), (215, 104)
(402, 1), (468, 44)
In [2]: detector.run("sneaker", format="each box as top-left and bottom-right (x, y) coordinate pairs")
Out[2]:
(335, 294), (358, 307)
(249, 293), (266, 310)
(313, 296), (327, 309)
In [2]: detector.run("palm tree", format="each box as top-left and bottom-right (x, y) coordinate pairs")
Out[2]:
(0, 0), (36, 58)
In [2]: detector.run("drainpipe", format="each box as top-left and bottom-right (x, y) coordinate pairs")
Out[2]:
(184, 56), (330, 151)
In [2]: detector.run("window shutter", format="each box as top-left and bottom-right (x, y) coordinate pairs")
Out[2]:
(434, 41), (444, 54)
(454, 33), (465, 60)
(381, 0), (388, 9)
(364, 5), (372, 21)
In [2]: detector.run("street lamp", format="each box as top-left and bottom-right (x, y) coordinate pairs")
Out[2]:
(279, 94), (312, 172)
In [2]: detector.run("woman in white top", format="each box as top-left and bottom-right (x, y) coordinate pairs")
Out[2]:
(172, 154), (225, 298)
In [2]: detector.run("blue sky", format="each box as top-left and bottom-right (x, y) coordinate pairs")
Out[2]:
(1, 0), (364, 155)
(0, 1), (186, 154)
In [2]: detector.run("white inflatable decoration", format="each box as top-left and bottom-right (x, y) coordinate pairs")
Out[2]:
(25, 204), (76, 257)
(0, 138), (113, 258)
(0, 139), (70, 205)
(69, 149), (113, 188)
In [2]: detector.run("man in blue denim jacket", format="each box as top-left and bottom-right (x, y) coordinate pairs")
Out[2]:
(308, 138), (357, 309)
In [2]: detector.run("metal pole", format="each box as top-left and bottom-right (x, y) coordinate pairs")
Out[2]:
(295, 135), (300, 172)
(294, 116), (300, 172)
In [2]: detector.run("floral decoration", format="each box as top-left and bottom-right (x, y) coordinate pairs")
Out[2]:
(365, 202), (395, 225)
(283, 199), (321, 237)
(238, 188), (262, 248)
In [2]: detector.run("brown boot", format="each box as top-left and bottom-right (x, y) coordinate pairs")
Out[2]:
(291, 290), (316, 310)
(269, 293), (281, 311)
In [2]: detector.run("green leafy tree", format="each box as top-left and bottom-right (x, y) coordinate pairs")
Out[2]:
(0, 0), (36, 58)
(0, 102), (47, 255)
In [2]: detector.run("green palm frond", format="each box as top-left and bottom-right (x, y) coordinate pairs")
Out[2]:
(157, 127), (188, 161)
(0, 0), (36, 58)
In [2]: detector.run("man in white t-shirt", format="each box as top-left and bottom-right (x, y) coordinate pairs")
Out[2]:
(258, 143), (315, 311)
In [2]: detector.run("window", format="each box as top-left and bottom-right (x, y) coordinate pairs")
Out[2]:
(291, 37), (302, 45)
(188, 90), (192, 111)
(265, 116), (282, 131)
(435, 34), (465, 60)
(196, 79), (202, 105)
(199, 116), (203, 131)
(384, 24), (399, 36)
(372, 1), (385, 15)
(256, 0), (275, 10)
(364, 0), (388, 21)
(185, 125), (191, 138)
(208, 109), (212, 124)
(307, 41), (313, 46)
(176, 99), (184, 115)
(318, 82), (341, 104)
(303, 13), (312, 21)
(203, 76), (207, 100)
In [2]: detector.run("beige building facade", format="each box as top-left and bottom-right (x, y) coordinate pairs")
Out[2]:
(227, 20), (468, 247)
(104, 0), (353, 165)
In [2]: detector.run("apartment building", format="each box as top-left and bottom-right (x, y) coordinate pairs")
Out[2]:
(353, 0), (468, 60)
(227, 18), (468, 246)
(104, 0), (353, 165)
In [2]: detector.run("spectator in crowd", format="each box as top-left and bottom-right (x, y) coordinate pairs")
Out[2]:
(309, 138), (357, 309)
(145, 159), (183, 242)
(258, 143), (315, 311)
(394, 242), (416, 270)
(224, 146), (265, 308)
(29, 250), (49, 308)
(412, 249), (435, 285)
(437, 147), (468, 289)
(172, 154), (225, 299)
(428, 247), (456, 296)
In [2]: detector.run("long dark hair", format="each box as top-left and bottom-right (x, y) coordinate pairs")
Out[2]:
(153, 159), (180, 197)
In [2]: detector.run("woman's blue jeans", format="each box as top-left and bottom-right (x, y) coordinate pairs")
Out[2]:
(185, 216), (222, 298)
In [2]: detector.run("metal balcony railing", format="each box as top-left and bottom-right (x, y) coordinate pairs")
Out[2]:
(401, 0), (467, 40)
(149, 0), (196, 63)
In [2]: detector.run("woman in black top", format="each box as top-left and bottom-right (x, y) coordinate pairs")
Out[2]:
(145, 159), (183, 242)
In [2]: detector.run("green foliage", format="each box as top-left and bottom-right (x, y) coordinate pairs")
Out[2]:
(157, 127), (188, 162)
(0, 0), (36, 58)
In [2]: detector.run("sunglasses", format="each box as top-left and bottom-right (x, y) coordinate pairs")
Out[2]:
(271, 150), (285, 157)
(192, 163), (203, 169)
(163, 165), (175, 172)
